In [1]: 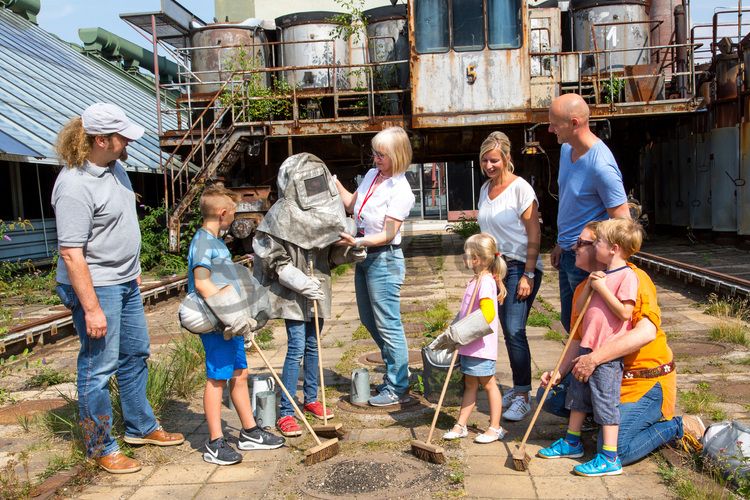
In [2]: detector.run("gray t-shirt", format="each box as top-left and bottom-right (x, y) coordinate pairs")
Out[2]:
(52, 160), (142, 286)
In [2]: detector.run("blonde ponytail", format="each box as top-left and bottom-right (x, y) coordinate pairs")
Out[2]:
(55, 117), (93, 168)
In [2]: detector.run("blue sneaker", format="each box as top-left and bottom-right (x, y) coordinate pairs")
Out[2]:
(369, 388), (406, 407)
(537, 438), (585, 459)
(574, 453), (623, 477)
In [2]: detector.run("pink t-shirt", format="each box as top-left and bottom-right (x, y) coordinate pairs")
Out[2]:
(457, 274), (500, 361)
(580, 266), (638, 350)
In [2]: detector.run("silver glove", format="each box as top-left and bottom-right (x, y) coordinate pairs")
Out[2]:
(277, 264), (325, 301)
(204, 286), (257, 339)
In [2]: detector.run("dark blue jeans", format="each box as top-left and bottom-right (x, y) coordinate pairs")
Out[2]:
(57, 281), (158, 458)
(500, 259), (543, 393)
(279, 319), (321, 417)
(558, 249), (589, 332)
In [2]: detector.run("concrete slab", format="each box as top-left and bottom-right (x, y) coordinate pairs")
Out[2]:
(129, 484), (203, 499)
(464, 473), (537, 498)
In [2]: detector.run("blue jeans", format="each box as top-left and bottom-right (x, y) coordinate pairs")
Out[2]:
(558, 249), (589, 332)
(279, 319), (321, 417)
(355, 247), (409, 395)
(56, 281), (158, 458)
(609, 382), (683, 465)
(500, 260), (543, 393)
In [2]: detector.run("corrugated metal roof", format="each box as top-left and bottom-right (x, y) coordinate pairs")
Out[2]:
(0, 8), (178, 172)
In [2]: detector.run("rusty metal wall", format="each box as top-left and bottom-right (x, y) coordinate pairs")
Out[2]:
(530, 8), (562, 108)
(739, 122), (750, 235)
(409, 2), (530, 128)
(672, 131), (689, 226)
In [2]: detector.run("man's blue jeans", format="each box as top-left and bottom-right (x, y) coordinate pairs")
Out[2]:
(57, 281), (158, 458)
(355, 247), (409, 395)
(500, 259), (543, 393)
(279, 319), (321, 417)
(558, 249), (589, 332)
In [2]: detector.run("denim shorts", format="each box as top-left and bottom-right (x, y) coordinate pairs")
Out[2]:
(200, 333), (248, 380)
(566, 347), (623, 425)
(459, 355), (496, 377)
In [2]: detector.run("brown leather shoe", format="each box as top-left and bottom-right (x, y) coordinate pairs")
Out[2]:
(123, 426), (185, 446)
(95, 451), (141, 474)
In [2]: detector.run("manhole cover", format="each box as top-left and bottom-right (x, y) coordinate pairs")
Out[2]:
(359, 350), (422, 366)
(301, 452), (447, 499)
(711, 380), (750, 404)
(0, 398), (68, 424)
(670, 340), (729, 357)
(337, 393), (428, 415)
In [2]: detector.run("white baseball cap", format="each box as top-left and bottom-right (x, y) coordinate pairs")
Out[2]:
(81, 103), (145, 141)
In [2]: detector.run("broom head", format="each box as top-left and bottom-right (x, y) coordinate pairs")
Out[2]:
(304, 437), (340, 466)
(411, 439), (446, 464)
(511, 443), (531, 471)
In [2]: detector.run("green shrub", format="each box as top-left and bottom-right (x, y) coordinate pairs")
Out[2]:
(446, 214), (480, 240)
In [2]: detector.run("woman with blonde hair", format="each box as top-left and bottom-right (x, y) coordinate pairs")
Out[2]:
(336, 126), (416, 406)
(476, 131), (543, 421)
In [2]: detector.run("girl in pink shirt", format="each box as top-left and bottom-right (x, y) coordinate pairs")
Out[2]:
(443, 233), (508, 444)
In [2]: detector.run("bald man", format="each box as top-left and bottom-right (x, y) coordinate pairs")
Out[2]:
(548, 93), (630, 332)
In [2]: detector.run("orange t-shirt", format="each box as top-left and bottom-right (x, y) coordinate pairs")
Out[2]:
(570, 263), (676, 420)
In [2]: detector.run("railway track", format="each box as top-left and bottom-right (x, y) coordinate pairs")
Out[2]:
(0, 257), (251, 359)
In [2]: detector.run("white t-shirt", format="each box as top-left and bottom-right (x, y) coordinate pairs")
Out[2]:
(352, 168), (415, 246)
(477, 177), (543, 270)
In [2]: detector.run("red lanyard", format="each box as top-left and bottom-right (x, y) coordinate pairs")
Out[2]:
(357, 172), (382, 221)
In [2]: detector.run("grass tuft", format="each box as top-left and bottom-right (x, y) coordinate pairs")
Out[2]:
(544, 330), (565, 342)
(352, 324), (369, 341)
(708, 323), (750, 347)
(527, 309), (552, 328)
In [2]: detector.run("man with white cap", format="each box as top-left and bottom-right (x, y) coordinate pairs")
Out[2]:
(52, 103), (184, 474)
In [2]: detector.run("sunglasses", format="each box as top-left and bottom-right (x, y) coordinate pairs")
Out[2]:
(575, 238), (595, 248)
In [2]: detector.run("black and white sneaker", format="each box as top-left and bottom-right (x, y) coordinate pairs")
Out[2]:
(238, 427), (285, 450)
(203, 437), (242, 465)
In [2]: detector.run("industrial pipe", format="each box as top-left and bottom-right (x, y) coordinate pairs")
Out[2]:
(674, 5), (687, 97)
(0, 0), (39, 22)
(78, 27), (180, 83)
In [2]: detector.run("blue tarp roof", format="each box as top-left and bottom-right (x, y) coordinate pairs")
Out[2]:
(0, 8), (178, 172)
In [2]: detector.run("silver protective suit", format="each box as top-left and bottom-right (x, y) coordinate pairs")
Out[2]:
(253, 153), (362, 322)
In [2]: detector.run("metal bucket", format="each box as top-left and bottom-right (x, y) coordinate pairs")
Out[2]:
(254, 390), (277, 429)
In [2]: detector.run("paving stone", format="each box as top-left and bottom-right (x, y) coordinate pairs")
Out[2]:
(602, 474), (673, 498)
(207, 461), (276, 483)
(354, 427), (412, 442)
(465, 454), (530, 476)
(464, 473), (537, 498)
(196, 480), (268, 499)
(533, 475), (609, 498)
(90, 465), (154, 486)
(75, 485), (134, 499)
(129, 484), (203, 499)
(142, 462), (216, 485)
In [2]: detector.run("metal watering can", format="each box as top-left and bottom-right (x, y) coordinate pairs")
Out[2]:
(351, 368), (370, 404)
(251, 374), (275, 413)
(254, 390), (276, 429)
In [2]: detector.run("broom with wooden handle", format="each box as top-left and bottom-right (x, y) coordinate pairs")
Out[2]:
(411, 274), (483, 464)
(309, 259), (345, 439)
(248, 337), (339, 465)
(511, 289), (593, 471)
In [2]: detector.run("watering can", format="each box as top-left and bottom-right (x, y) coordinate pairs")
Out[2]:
(351, 368), (370, 404)
(251, 374), (275, 413)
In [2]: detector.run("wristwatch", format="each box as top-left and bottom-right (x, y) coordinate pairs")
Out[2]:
(523, 271), (535, 280)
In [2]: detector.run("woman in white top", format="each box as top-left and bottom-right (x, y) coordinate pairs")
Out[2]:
(476, 131), (543, 422)
(336, 127), (416, 406)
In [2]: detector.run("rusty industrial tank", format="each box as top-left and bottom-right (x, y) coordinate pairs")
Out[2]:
(190, 24), (269, 94)
(570, 0), (651, 75)
(276, 11), (356, 89)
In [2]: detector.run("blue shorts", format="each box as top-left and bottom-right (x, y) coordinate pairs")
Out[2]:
(459, 355), (496, 377)
(200, 333), (248, 380)
(566, 347), (623, 425)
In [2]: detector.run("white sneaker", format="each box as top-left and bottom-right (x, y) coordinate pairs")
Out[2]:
(474, 426), (507, 444)
(442, 424), (468, 440)
(502, 389), (530, 409)
(503, 395), (531, 421)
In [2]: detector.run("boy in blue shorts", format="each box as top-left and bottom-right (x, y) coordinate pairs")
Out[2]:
(188, 185), (285, 465)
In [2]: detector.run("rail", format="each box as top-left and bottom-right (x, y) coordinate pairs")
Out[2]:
(0, 257), (252, 358)
(632, 251), (750, 297)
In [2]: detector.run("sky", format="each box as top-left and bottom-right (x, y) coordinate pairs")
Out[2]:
(34, 0), (746, 52)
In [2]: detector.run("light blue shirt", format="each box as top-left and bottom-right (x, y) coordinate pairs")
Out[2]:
(557, 141), (627, 250)
(187, 228), (231, 294)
